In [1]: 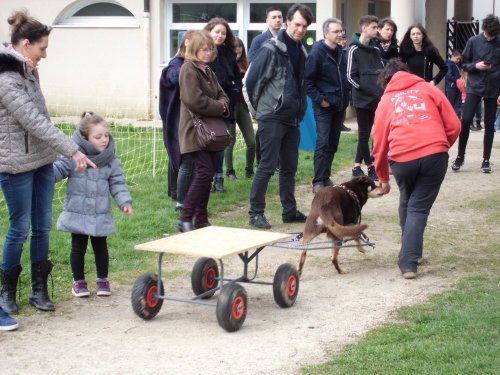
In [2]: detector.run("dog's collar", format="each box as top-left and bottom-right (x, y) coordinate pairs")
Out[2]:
(335, 184), (362, 224)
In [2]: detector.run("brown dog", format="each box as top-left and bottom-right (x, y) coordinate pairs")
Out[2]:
(298, 176), (381, 276)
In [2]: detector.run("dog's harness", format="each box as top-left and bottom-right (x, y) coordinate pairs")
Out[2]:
(334, 184), (362, 224)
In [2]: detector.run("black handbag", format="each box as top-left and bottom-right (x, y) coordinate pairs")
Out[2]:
(192, 116), (232, 152)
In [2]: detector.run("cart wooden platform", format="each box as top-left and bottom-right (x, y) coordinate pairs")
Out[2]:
(131, 226), (296, 332)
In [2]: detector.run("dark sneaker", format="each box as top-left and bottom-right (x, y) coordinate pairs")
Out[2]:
(249, 214), (271, 229)
(340, 124), (351, 131)
(72, 280), (90, 297)
(96, 278), (111, 296)
(312, 182), (324, 194)
(352, 166), (365, 179)
(451, 156), (464, 171)
(481, 160), (491, 173)
(176, 221), (193, 233)
(245, 167), (255, 178)
(367, 166), (379, 182)
(324, 179), (334, 187)
(226, 169), (239, 181)
(0, 308), (18, 331)
(283, 210), (307, 223)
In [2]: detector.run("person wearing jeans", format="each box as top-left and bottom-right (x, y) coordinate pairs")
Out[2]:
(0, 10), (94, 320)
(306, 18), (350, 194)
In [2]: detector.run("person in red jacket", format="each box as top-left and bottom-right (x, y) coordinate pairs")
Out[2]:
(373, 59), (461, 279)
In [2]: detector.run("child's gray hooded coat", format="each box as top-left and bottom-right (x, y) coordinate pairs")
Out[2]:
(53, 130), (132, 237)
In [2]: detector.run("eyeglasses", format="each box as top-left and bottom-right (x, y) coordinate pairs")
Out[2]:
(199, 48), (215, 54)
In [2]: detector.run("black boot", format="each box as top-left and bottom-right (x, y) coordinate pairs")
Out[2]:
(213, 177), (226, 193)
(29, 260), (55, 311)
(0, 264), (22, 314)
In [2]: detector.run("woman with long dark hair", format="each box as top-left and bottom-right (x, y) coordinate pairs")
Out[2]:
(204, 18), (242, 189)
(399, 24), (447, 85)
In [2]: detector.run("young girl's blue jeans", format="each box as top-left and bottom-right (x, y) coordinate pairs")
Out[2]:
(0, 164), (54, 272)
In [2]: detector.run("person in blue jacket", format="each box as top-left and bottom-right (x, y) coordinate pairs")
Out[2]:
(248, 6), (283, 63)
(445, 49), (462, 117)
(306, 18), (350, 193)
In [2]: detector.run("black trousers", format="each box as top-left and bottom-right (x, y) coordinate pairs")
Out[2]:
(249, 121), (300, 218)
(457, 94), (496, 160)
(390, 153), (448, 272)
(71, 233), (109, 280)
(354, 107), (375, 165)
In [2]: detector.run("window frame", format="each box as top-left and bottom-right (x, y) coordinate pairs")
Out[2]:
(54, 0), (139, 28)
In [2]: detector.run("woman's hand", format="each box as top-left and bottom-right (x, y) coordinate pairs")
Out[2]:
(379, 182), (391, 195)
(71, 151), (96, 172)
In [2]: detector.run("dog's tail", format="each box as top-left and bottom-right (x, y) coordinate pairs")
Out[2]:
(325, 221), (368, 239)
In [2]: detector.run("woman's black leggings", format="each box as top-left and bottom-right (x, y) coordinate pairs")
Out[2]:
(71, 233), (109, 280)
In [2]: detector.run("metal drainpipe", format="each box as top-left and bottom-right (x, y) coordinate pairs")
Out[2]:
(143, 0), (151, 119)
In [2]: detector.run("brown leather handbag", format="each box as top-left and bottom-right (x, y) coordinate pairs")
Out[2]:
(192, 116), (232, 152)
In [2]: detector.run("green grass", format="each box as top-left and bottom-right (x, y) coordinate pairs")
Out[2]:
(302, 192), (500, 375)
(303, 276), (500, 375)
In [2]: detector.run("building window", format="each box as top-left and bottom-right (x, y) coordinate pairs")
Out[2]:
(55, 0), (139, 28)
(166, 1), (316, 60)
(172, 3), (237, 23)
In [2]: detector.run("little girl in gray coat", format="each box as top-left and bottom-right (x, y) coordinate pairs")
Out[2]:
(54, 112), (132, 297)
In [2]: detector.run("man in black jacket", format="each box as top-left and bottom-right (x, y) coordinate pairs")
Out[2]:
(347, 15), (384, 181)
(451, 14), (500, 174)
(245, 3), (313, 229)
(306, 18), (350, 193)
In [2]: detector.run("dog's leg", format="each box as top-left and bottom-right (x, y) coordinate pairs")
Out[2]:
(331, 241), (345, 274)
(355, 238), (365, 253)
(298, 250), (307, 277)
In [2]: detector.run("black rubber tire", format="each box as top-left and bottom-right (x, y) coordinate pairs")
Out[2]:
(273, 263), (299, 308)
(131, 272), (164, 320)
(216, 283), (247, 332)
(191, 257), (219, 298)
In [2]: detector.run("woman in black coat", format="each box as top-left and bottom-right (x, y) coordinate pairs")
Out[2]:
(400, 24), (448, 85)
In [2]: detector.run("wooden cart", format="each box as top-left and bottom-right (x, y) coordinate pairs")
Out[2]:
(131, 226), (296, 332)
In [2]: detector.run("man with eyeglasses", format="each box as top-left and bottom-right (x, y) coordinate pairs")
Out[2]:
(245, 3), (313, 229)
(306, 18), (350, 194)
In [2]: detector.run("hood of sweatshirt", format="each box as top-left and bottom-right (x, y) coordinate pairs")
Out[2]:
(384, 71), (426, 93)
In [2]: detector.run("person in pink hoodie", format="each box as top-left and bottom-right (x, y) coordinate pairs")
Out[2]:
(372, 59), (461, 279)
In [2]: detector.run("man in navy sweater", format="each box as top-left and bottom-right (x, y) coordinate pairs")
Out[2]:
(248, 6), (283, 62)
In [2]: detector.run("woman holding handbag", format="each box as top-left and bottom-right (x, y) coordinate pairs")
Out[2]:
(177, 30), (230, 232)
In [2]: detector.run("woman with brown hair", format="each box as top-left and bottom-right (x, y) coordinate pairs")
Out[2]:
(176, 31), (229, 232)
(0, 9), (94, 323)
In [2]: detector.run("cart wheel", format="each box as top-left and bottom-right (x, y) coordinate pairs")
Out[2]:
(131, 272), (164, 320)
(191, 257), (219, 298)
(216, 283), (247, 332)
(273, 263), (299, 308)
